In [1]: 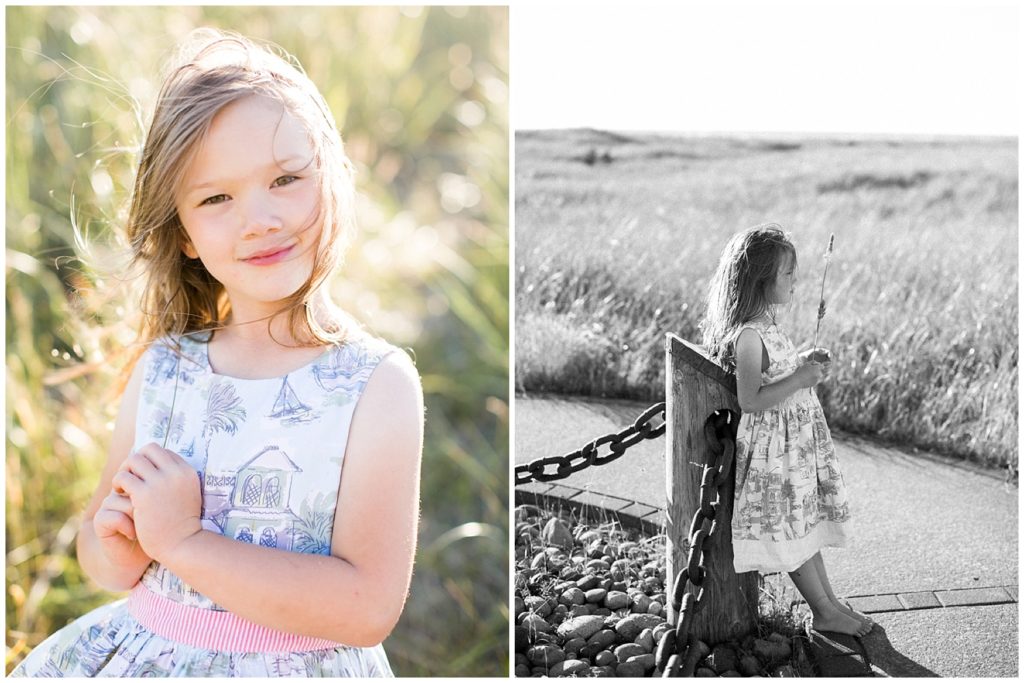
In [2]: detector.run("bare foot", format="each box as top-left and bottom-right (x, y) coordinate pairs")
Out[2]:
(811, 606), (873, 637)
(831, 596), (874, 629)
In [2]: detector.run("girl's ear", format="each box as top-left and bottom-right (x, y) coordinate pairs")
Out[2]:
(182, 239), (199, 260)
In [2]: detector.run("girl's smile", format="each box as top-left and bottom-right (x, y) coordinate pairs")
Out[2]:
(175, 94), (322, 317)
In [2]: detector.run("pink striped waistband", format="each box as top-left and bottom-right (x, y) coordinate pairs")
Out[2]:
(127, 584), (345, 653)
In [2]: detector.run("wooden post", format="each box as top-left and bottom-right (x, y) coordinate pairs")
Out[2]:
(665, 333), (759, 643)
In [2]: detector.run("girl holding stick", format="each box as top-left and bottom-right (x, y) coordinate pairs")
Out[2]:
(701, 223), (871, 637)
(13, 29), (423, 677)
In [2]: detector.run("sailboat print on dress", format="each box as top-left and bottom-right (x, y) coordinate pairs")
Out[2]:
(269, 376), (316, 424)
(311, 343), (375, 399)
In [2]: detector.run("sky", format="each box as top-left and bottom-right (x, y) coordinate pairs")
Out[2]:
(512, 1), (1020, 136)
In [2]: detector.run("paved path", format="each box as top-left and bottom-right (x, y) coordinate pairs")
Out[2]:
(515, 395), (1018, 677)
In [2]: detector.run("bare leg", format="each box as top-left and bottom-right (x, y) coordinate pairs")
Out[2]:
(812, 552), (874, 628)
(789, 556), (872, 637)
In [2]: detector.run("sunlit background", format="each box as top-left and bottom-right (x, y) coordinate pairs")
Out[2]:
(6, 6), (508, 676)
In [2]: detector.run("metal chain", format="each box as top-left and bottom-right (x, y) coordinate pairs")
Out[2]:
(655, 409), (737, 677)
(514, 403), (666, 486)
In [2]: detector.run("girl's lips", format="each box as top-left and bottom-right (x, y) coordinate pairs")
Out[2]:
(242, 244), (295, 265)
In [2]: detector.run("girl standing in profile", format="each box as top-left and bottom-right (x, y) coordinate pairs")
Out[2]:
(701, 224), (871, 637)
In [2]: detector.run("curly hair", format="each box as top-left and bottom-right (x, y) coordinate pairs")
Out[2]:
(699, 223), (796, 370)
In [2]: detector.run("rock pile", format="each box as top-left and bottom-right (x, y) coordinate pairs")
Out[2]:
(514, 506), (811, 677)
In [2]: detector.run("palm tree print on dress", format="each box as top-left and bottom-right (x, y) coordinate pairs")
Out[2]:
(293, 492), (335, 555)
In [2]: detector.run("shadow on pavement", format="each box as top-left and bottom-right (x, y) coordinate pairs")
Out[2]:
(861, 625), (939, 677)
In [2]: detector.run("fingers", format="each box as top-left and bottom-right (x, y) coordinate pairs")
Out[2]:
(101, 491), (134, 519)
(94, 510), (136, 540)
(111, 469), (144, 496)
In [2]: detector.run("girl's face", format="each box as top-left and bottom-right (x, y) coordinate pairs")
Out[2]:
(175, 95), (321, 319)
(768, 251), (797, 305)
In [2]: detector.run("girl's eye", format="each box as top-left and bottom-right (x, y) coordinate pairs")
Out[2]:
(199, 194), (229, 206)
(272, 175), (300, 188)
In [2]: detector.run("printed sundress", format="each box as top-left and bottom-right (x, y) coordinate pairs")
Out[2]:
(731, 319), (850, 574)
(12, 332), (398, 677)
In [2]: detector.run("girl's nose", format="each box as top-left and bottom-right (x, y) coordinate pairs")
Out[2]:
(241, 193), (282, 237)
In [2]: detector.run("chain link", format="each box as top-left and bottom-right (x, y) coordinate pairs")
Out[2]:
(656, 408), (738, 677)
(513, 402), (666, 486)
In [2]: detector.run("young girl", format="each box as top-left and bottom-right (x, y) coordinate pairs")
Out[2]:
(12, 29), (423, 677)
(700, 224), (871, 638)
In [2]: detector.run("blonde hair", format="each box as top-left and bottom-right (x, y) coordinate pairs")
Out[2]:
(700, 223), (796, 370)
(127, 28), (355, 349)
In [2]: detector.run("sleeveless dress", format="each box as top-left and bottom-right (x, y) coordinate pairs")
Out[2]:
(731, 319), (851, 574)
(11, 333), (397, 677)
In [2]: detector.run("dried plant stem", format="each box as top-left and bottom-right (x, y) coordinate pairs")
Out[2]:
(811, 234), (835, 352)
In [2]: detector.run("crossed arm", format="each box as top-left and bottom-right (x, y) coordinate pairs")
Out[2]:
(78, 351), (424, 647)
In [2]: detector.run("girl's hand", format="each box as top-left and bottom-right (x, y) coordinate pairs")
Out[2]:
(112, 443), (203, 565)
(794, 360), (825, 388)
(93, 490), (142, 566)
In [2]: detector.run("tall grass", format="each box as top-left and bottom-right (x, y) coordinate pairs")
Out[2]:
(6, 7), (508, 676)
(516, 130), (1017, 469)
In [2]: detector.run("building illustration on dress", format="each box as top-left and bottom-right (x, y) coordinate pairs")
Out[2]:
(220, 446), (303, 551)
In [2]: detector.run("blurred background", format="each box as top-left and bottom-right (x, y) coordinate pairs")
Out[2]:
(6, 6), (508, 676)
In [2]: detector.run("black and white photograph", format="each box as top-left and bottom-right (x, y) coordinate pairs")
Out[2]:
(512, 3), (1018, 678)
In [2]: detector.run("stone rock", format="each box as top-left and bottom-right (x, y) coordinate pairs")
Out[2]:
(652, 622), (670, 640)
(526, 644), (565, 668)
(515, 653), (530, 668)
(576, 574), (601, 592)
(563, 637), (586, 657)
(614, 643), (647, 662)
(695, 667), (717, 677)
(754, 638), (791, 662)
(707, 644), (739, 674)
(541, 518), (574, 550)
(579, 641), (605, 661)
(773, 664), (797, 677)
(520, 614), (552, 637)
(634, 628), (655, 653)
(550, 659), (590, 677)
(568, 604), (594, 618)
(587, 628), (617, 650)
(610, 559), (631, 581)
(604, 591), (630, 610)
(514, 625), (529, 652)
(614, 613), (665, 641)
(587, 559), (610, 573)
(594, 650), (616, 667)
(720, 670), (742, 677)
(514, 596), (526, 619)
(610, 581), (628, 593)
(648, 600), (663, 616)
(556, 615), (605, 642)
(524, 596), (552, 618)
(514, 664), (531, 677)
(626, 653), (656, 671)
(739, 654), (761, 676)
(593, 607), (612, 617)
(585, 588), (608, 604)
(615, 661), (646, 678)
(591, 665), (616, 677)
(630, 592), (651, 614)
(559, 587), (586, 607)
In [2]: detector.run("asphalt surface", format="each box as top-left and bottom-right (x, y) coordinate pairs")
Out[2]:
(515, 395), (1019, 678)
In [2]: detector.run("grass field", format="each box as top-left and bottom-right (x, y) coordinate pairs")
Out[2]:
(515, 129), (1017, 470)
(7, 7), (507, 675)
